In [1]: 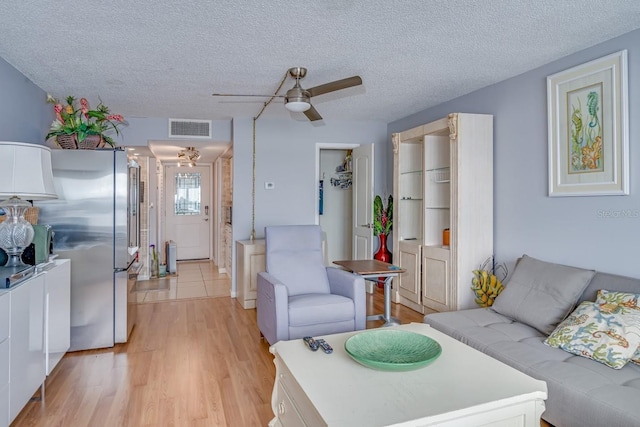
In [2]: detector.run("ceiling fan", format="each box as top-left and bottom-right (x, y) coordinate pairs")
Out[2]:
(212, 67), (362, 121)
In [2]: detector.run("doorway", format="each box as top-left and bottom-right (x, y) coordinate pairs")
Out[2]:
(164, 165), (212, 260)
(319, 149), (353, 263)
(317, 144), (374, 264)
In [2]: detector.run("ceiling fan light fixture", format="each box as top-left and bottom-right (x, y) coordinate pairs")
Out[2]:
(285, 100), (311, 112)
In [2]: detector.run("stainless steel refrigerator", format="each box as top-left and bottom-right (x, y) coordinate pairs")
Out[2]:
(36, 148), (140, 351)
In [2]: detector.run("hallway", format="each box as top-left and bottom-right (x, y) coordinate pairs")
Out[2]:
(135, 260), (231, 303)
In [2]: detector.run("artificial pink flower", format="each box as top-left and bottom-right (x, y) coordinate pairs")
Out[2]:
(80, 98), (89, 117)
(107, 114), (125, 122)
(54, 104), (64, 123)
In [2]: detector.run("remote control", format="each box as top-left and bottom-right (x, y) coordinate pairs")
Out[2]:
(303, 336), (320, 351)
(316, 339), (333, 354)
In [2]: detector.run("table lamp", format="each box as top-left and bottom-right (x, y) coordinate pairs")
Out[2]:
(0, 142), (57, 267)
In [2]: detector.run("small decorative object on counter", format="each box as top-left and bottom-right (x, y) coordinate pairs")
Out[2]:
(442, 228), (450, 247)
(45, 94), (127, 149)
(471, 256), (508, 307)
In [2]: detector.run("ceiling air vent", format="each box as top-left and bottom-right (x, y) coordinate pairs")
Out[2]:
(168, 119), (212, 139)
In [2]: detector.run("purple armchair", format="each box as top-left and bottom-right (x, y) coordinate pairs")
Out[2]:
(257, 225), (366, 345)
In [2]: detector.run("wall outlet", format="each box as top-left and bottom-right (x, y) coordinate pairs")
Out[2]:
(265, 182), (275, 190)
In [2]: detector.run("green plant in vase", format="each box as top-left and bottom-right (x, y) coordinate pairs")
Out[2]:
(373, 195), (393, 266)
(45, 94), (127, 149)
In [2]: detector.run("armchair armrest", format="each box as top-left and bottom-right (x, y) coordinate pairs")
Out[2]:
(326, 267), (366, 330)
(257, 272), (289, 345)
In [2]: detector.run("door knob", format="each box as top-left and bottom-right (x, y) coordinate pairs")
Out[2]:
(360, 223), (373, 228)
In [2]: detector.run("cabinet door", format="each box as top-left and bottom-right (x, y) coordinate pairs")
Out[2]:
(0, 293), (8, 427)
(236, 241), (265, 309)
(396, 241), (421, 304)
(422, 246), (450, 312)
(45, 259), (71, 375)
(10, 274), (46, 423)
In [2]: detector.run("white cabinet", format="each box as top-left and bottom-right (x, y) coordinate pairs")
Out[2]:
(236, 239), (265, 309)
(393, 113), (493, 312)
(44, 259), (71, 375)
(2, 260), (71, 425)
(9, 273), (46, 423)
(0, 292), (10, 427)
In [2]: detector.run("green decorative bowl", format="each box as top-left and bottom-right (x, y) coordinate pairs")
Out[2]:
(344, 329), (442, 371)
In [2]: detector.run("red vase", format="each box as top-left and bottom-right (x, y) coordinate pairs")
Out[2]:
(374, 234), (391, 287)
(374, 234), (391, 263)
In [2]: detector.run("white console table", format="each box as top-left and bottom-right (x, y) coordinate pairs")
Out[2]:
(269, 323), (547, 426)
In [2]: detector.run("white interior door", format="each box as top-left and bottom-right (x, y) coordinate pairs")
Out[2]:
(165, 165), (211, 260)
(352, 144), (374, 259)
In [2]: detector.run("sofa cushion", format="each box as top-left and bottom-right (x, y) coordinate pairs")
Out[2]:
(545, 301), (640, 369)
(492, 255), (595, 335)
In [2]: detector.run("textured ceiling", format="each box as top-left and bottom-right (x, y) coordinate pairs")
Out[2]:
(1, 1), (640, 136)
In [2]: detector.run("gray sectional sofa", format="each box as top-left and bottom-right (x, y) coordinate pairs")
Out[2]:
(424, 255), (640, 427)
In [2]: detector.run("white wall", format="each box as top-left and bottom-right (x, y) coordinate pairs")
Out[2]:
(122, 117), (232, 147)
(389, 28), (640, 278)
(0, 56), (51, 144)
(231, 117), (388, 292)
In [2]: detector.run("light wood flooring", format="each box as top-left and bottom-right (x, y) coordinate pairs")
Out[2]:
(12, 278), (423, 426)
(13, 270), (553, 427)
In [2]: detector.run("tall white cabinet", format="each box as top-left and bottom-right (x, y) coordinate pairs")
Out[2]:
(393, 113), (493, 312)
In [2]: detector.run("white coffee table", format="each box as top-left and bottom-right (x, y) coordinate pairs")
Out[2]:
(269, 323), (547, 426)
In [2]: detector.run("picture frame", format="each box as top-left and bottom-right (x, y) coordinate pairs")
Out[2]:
(547, 50), (629, 197)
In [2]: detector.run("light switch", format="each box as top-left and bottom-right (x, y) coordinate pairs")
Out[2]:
(265, 182), (275, 190)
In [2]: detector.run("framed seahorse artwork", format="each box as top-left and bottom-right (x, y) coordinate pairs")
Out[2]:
(547, 50), (629, 196)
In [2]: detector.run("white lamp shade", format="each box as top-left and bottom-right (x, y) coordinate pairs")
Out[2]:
(0, 141), (57, 200)
(285, 101), (311, 113)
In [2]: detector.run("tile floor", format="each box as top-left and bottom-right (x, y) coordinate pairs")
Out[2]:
(135, 260), (231, 303)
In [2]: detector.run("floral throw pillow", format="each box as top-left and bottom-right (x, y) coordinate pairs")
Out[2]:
(545, 301), (640, 369)
(596, 289), (640, 310)
(596, 290), (640, 365)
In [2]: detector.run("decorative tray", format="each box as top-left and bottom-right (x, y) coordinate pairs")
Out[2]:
(344, 329), (442, 371)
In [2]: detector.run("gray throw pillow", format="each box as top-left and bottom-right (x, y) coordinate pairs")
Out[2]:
(492, 255), (595, 335)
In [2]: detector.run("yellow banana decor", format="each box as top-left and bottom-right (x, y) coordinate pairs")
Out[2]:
(471, 257), (508, 307)
(471, 270), (503, 307)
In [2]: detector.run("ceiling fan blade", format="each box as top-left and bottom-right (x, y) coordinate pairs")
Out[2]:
(304, 104), (323, 121)
(307, 76), (362, 98)
(211, 93), (285, 98)
(218, 99), (283, 104)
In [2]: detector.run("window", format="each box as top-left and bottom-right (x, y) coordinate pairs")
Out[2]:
(174, 173), (201, 215)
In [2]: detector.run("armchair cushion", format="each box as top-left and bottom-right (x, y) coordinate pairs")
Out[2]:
(289, 293), (356, 326)
(265, 225), (330, 296)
